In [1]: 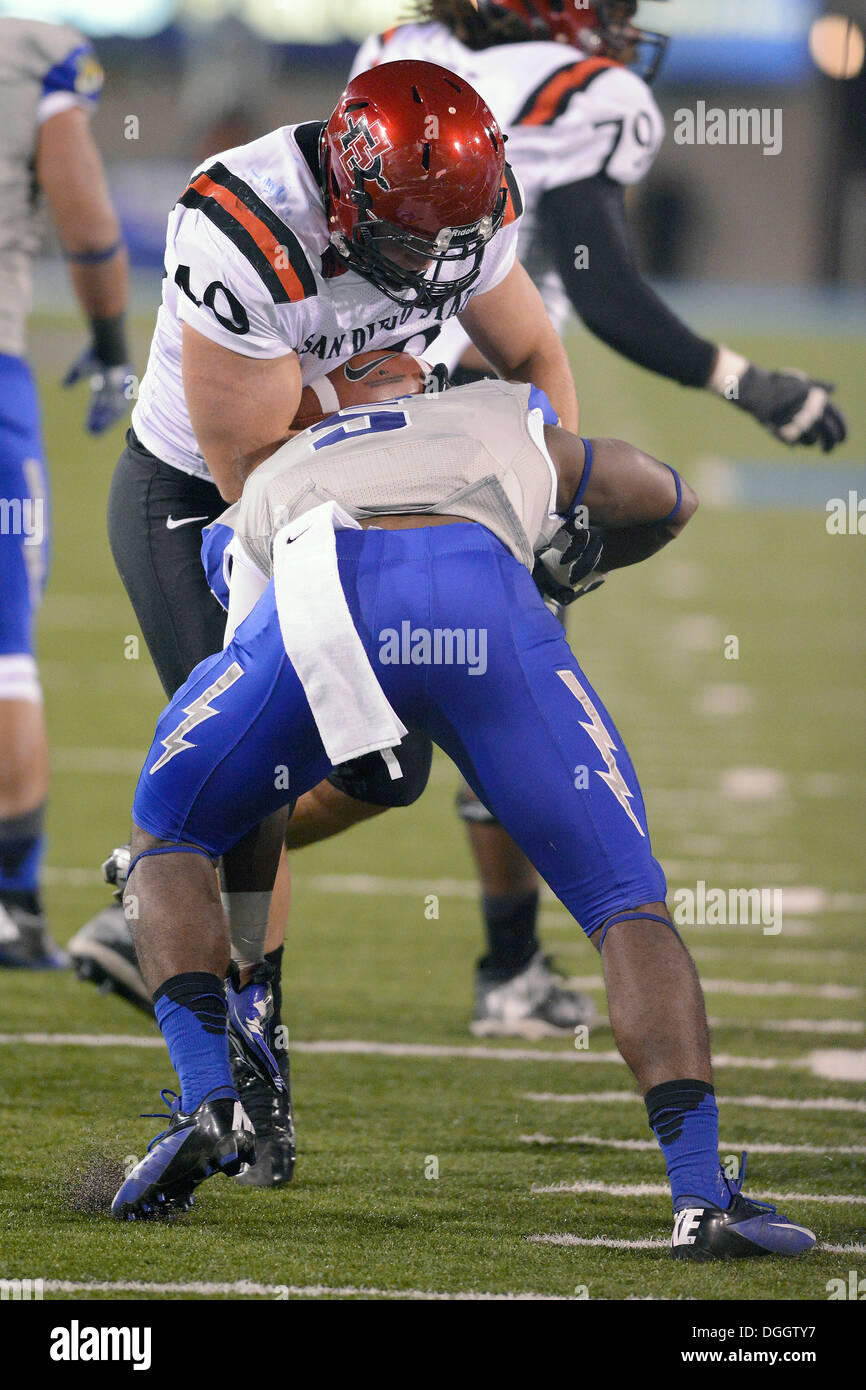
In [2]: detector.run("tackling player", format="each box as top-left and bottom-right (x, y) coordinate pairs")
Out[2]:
(71, 60), (577, 1187)
(0, 17), (131, 969)
(345, 0), (849, 1038)
(110, 381), (815, 1262)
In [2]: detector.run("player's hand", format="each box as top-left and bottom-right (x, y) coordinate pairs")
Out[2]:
(734, 366), (847, 452)
(534, 523), (606, 606)
(63, 349), (134, 435)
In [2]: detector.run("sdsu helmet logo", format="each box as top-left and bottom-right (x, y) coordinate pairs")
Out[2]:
(338, 115), (392, 191)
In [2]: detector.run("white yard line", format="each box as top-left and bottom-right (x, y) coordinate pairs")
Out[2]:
(38, 865), (866, 920)
(518, 1134), (866, 1157)
(0, 1033), (854, 1075)
(39, 1279), (576, 1301)
(531, 1180), (866, 1206)
(527, 1234), (866, 1255)
(707, 1018), (864, 1035)
(566, 976), (861, 1000)
(522, 1091), (866, 1113)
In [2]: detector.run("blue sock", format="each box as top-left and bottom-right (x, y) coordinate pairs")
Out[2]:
(0, 804), (45, 915)
(645, 1079), (729, 1210)
(153, 972), (235, 1113)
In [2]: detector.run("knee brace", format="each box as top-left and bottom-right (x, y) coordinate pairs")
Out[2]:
(327, 729), (432, 808)
(590, 909), (680, 950)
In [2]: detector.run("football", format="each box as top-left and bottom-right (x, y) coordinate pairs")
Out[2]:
(291, 350), (432, 430)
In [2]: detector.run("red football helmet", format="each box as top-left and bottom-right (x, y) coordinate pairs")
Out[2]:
(478, 2), (669, 83)
(321, 60), (508, 308)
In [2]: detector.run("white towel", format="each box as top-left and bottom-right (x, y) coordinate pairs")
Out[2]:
(271, 501), (408, 767)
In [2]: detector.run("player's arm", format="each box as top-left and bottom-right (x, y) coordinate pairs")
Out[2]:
(539, 173), (846, 452)
(457, 259), (579, 432)
(181, 323), (302, 502)
(36, 106), (131, 433)
(536, 430), (697, 602)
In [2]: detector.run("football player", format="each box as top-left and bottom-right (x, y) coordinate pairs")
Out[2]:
(344, 0), (848, 1038)
(110, 380), (815, 1262)
(71, 60), (578, 1187)
(0, 17), (131, 969)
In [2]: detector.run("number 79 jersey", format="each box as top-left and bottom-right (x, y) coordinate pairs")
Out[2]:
(353, 23), (665, 245)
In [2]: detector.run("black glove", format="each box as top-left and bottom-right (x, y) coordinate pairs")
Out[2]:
(534, 523), (606, 606)
(734, 365), (847, 453)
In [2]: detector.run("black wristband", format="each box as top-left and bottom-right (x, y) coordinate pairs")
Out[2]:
(90, 314), (129, 368)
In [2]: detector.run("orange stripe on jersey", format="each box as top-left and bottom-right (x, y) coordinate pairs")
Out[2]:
(501, 163), (524, 227)
(516, 56), (619, 127)
(188, 172), (309, 303)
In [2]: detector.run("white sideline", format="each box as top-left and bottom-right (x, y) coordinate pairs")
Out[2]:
(527, 1235), (866, 1255)
(39, 1279), (576, 1301)
(523, 1091), (866, 1113)
(531, 1180), (866, 1206)
(1, 1033), (861, 1076)
(519, 1133), (866, 1157)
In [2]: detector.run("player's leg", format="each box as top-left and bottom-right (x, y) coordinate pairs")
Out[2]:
(73, 432), (297, 1180)
(112, 589), (331, 1219)
(70, 431), (230, 997)
(0, 354), (64, 968)
(424, 539), (814, 1258)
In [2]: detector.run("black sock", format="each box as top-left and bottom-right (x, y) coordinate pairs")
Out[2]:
(0, 804), (45, 916)
(479, 891), (540, 981)
(265, 945), (284, 1029)
(0, 888), (42, 917)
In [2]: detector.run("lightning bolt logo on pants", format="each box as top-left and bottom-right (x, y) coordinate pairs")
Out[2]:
(149, 662), (244, 774)
(557, 669), (646, 837)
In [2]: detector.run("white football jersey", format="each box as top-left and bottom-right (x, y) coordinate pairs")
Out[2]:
(351, 23), (664, 367)
(132, 121), (522, 479)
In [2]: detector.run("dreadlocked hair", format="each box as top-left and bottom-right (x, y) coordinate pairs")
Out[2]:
(411, 1), (535, 49)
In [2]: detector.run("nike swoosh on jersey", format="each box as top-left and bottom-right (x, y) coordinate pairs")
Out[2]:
(343, 353), (401, 382)
(166, 515), (209, 530)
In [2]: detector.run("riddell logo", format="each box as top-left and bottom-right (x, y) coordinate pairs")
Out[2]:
(50, 1321), (152, 1371)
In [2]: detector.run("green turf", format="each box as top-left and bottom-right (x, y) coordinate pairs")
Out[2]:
(1, 311), (864, 1300)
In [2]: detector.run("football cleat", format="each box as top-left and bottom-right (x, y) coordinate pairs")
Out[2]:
(0, 900), (68, 970)
(111, 1089), (255, 1221)
(671, 1155), (816, 1261)
(227, 960), (284, 1091)
(471, 949), (596, 1038)
(232, 1047), (296, 1188)
(68, 905), (152, 1014)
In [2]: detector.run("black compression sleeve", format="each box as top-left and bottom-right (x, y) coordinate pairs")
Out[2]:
(539, 174), (717, 389)
(599, 521), (677, 571)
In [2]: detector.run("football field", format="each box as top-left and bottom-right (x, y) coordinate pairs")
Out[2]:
(2, 305), (864, 1301)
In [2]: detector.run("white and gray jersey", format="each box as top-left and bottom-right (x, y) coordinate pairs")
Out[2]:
(224, 379), (562, 576)
(0, 17), (104, 357)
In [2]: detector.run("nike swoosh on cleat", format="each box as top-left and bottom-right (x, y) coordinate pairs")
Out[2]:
(343, 354), (400, 382)
(166, 515), (209, 530)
